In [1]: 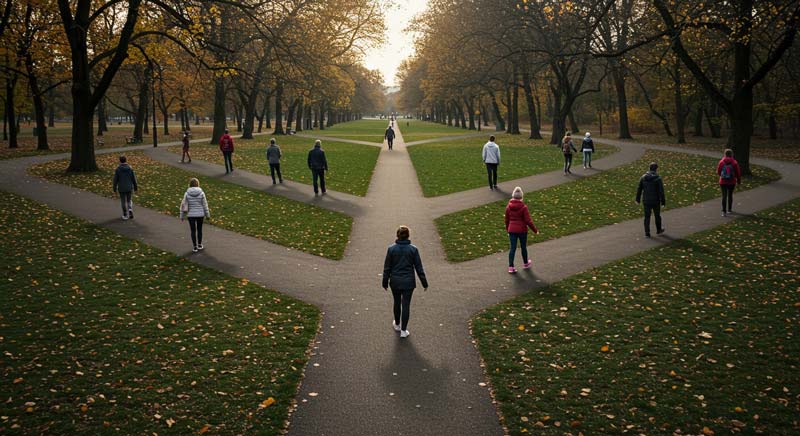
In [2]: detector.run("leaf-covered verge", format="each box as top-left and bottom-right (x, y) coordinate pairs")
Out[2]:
(0, 191), (321, 435)
(320, 119), (393, 143)
(435, 149), (780, 262)
(396, 119), (475, 143)
(29, 152), (352, 259)
(472, 197), (800, 436)
(171, 135), (380, 197)
(408, 136), (618, 197)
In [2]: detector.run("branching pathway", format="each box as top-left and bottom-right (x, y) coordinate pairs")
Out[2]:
(1, 126), (799, 436)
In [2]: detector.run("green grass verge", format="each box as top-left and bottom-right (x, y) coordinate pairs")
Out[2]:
(472, 197), (800, 435)
(396, 119), (475, 143)
(173, 135), (379, 197)
(409, 135), (617, 197)
(320, 119), (391, 143)
(0, 190), (321, 434)
(29, 152), (352, 259)
(436, 149), (780, 262)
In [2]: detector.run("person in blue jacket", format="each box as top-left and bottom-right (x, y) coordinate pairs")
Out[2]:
(382, 225), (429, 338)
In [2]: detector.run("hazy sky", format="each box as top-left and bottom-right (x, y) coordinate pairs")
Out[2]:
(363, 0), (430, 87)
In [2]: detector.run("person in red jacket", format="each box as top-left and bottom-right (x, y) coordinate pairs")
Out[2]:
(717, 148), (741, 217)
(504, 186), (539, 273)
(219, 129), (235, 174)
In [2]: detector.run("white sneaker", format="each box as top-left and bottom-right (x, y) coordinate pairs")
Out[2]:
(400, 330), (410, 338)
(122, 215), (129, 220)
(392, 321), (401, 332)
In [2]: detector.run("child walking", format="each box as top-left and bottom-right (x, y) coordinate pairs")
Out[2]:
(179, 178), (210, 252)
(504, 187), (539, 273)
(112, 155), (138, 220)
(181, 131), (191, 163)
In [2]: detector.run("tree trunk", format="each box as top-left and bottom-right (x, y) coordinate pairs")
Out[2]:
(286, 98), (298, 132)
(458, 102), (467, 129)
(319, 101), (325, 130)
(5, 77), (18, 148)
(465, 98), (475, 130)
(568, 110), (579, 134)
(674, 61), (686, 144)
(728, 89), (753, 174)
(295, 98), (303, 132)
(133, 73), (148, 140)
(693, 105), (704, 136)
(521, 72), (542, 139)
(48, 101), (54, 127)
(211, 76), (226, 143)
(25, 51), (48, 150)
(768, 113), (777, 139)
(257, 93), (268, 133)
(161, 103), (169, 136)
(611, 65), (633, 138)
(511, 78), (520, 134)
(274, 83), (285, 134)
(234, 102), (242, 132)
(97, 97), (107, 136)
(489, 91), (505, 131)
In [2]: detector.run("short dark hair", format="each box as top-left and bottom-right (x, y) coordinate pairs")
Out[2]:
(489, 135), (495, 141)
(649, 162), (658, 171)
(224, 129), (229, 134)
(119, 155), (127, 163)
(396, 225), (410, 240)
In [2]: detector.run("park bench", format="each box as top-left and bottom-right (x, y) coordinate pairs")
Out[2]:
(125, 136), (142, 144)
(96, 136), (105, 147)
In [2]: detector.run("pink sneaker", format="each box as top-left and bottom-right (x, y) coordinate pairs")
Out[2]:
(508, 266), (517, 274)
(523, 260), (532, 269)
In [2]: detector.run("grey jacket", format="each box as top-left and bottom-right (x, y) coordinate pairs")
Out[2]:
(112, 163), (138, 193)
(382, 240), (428, 290)
(180, 187), (210, 219)
(482, 141), (500, 164)
(266, 144), (282, 164)
(636, 171), (666, 206)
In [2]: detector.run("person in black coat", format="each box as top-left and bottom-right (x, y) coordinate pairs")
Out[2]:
(385, 126), (396, 150)
(307, 139), (328, 195)
(635, 162), (666, 237)
(112, 155), (138, 220)
(382, 225), (428, 338)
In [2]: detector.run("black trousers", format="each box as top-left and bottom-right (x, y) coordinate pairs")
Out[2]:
(387, 138), (394, 149)
(563, 153), (573, 172)
(486, 163), (498, 187)
(269, 163), (282, 183)
(311, 168), (326, 193)
(188, 217), (204, 247)
(222, 151), (233, 173)
(721, 184), (734, 212)
(391, 288), (415, 330)
(643, 203), (662, 235)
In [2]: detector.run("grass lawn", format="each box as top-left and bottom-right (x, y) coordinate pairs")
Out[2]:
(436, 149), (780, 262)
(29, 152), (352, 259)
(173, 135), (380, 197)
(472, 197), (800, 436)
(396, 119), (476, 143)
(0, 191), (320, 435)
(408, 135), (618, 197)
(320, 119), (391, 143)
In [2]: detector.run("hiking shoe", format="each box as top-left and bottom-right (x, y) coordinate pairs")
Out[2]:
(657, 228), (665, 235)
(392, 321), (401, 332)
(400, 330), (410, 338)
(508, 266), (517, 274)
(523, 260), (532, 269)
(122, 215), (129, 220)
(192, 246), (198, 253)
(197, 244), (204, 251)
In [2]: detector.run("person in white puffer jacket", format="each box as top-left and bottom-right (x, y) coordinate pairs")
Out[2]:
(179, 178), (210, 252)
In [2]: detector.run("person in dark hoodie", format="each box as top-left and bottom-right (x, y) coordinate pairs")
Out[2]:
(717, 149), (741, 217)
(385, 125), (396, 150)
(504, 187), (539, 273)
(307, 139), (328, 195)
(266, 138), (283, 184)
(179, 178), (210, 253)
(382, 225), (428, 338)
(219, 129), (235, 174)
(112, 155), (138, 220)
(636, 162), (666, 237)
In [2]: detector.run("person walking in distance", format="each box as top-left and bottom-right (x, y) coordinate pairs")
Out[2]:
(504, 187), (539, 273)
(636, 162), (666, 238)
(561, 132), (577, 174)
(580, 132), (594, 169)
(179, 178), (210, 253)
(385, 124), (396, 150)
(717, 149), (741, 217)
(482, 135), (501, 190)
(112, 155), (138, 220)
(266, 138), (283, 184)
(307, 139), (328, 195)
(219, 129), (235, 174)
(180, 131), (192, 163)
(382, 225), (429, 338)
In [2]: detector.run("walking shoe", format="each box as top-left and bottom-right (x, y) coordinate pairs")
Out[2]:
(273, 181), (276, 185)
(645, 233), (651, 238)
(489, 186), (493, 191)
(197, 244), (204, 250)
(523, 260), (532, 269)
(657, 228), (665, 235)
(279, 179), (283, 183)
(122, 215), (129, 220)
(192, 246), (198, 253)
(400, 330), (410, 338)
(128, 211), (133, 219)
(508, 266), (517, 274)
(721, 211), (727, 217)
(392, 321), (401, 332)
(494, 185), (498, 189)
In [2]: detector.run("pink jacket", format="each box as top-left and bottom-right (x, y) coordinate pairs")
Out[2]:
(504, 199), (538, 234)
(717, 157), (741, 186)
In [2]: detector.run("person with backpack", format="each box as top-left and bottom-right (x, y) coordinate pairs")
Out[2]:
(385, 125), (396, 150)
(382, 225), (428, 338)
(307, 139), (328, 195)
(580, 132), (594, 169)
(561, 132), (577, 174)
(219, 129), (235, 174)
(179, 178), (210, 253)
(717, 148), (742, 216)
(482, 135), (501, 190)
(504, 187), (539, 273)
(635, 162), (666, 237)
(180, 131), (191, 163)
(266, 138), (283, 184)
(112, 155), (138, 220)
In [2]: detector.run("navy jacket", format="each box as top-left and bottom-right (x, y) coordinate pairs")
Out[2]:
(112, 163), (138, 193)
(382, 240), (428, 290)
(385, 127), (395, 140)
(307, 146), (328, 170)
(581, 138), (594, 151)
(636, 171), (665, 206)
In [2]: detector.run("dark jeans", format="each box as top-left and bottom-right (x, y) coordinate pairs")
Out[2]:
(311, 168), (326, 193)
(486, 163), (498, 187)
(721, 184), (734, 212)
(188, 217), (204, 247)
(563, 153), (573, 172)
(643, 203), (662, 235)
(222, 151), (233, 173)
(387, 138), (394, 149)
(269, 163), (282, 183)
(119, 191), (132, 216)
(508, 232), (528, 267)
(391, 288), (414, 330)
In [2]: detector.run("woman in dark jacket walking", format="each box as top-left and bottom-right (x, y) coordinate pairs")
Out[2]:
(717, 149), (741, 217)
(504, 187), (539, 273)
(382, 225), (428, 338)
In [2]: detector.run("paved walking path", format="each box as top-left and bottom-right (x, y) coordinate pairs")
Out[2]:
(2, 126), (800, 436)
